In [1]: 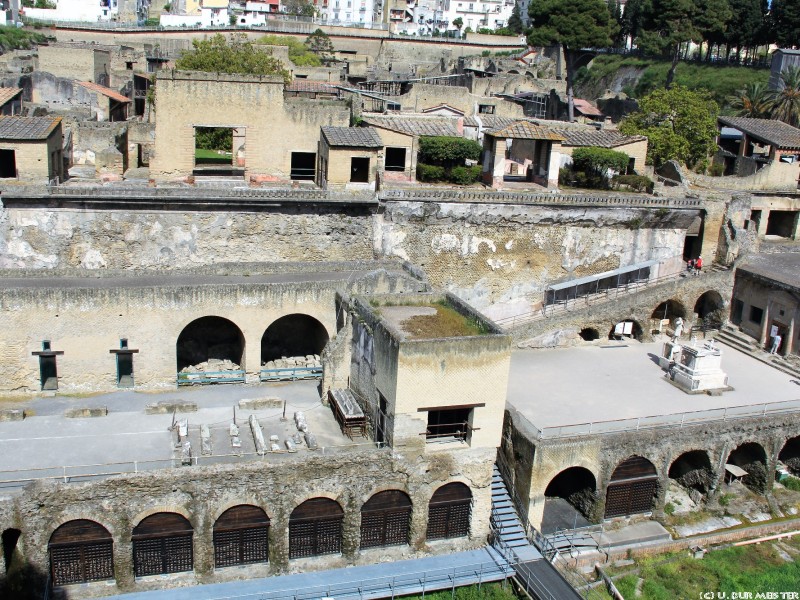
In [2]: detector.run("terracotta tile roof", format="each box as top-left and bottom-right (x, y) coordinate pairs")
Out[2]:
(0, 87), (22, 107)
(486, 121), (566, 141)
(285, 80), (339, 93)
(0, 115), (62, 140)
(361, 115), (460, 137)
(555, 129), (647, 148)
(573, 98), (603, 117)
(321, 126), (383, 148)
(76, 81), (131, 103)
(718, 116), (800, 149)
(463, 115), (525, 129)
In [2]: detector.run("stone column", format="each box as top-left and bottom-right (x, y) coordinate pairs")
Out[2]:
(408, 489), (429, 551)
(547, 142), (562, 189)
(786, 315), (796, 355)
(491, 138), (506, 189)
(759, 301), (772, 348)
(756, 209), (770, 237)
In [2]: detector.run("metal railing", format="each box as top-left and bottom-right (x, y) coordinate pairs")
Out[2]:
(176, 369), (246, 385)
(517, 398), (800, 441)
(0, 442), (384, 489)
(259, 366), (322, 381)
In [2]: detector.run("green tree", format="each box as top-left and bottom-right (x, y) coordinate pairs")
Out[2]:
(452, 17), (464, 38)
(305, 29), (334, 60)
(506, 5), (523, 35)
(256, 34), (322, 66)
(771, 66), (800, 127)
(571, 146), (630, 187)
(728, 82), (773, 118)
(527, 0), (613, 122)
(696, 0), (732, 61)
(636, 0), (702, 88)
(725, 0), (764, 60)
(283, 0), (316, 17)
(619, 85), (719, 167)
(176, 34), (291, 84)
(770, 0), (800, 49)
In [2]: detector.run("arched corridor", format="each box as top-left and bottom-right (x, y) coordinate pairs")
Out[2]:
(726, 442), (768, 493)
(542, 467), (597, 533)
(604, 456), (659, 519)
(669, 450), (714, 495)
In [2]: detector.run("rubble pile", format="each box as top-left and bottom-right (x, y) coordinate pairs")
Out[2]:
(180, 358), (241, 374)
(262, 354), (321, 369)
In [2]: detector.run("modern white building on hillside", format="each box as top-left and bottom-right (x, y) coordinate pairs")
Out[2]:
(385, 0), (514, 35)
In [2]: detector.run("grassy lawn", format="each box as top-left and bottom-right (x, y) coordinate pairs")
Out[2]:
(397, 582), (520, 600)
(575, 55), (770, 110)
(195, 148), (232, 165)
(600, 537), (800, 599)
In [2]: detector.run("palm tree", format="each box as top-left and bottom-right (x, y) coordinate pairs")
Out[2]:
(771, 66), (800, 128)
(728, 82), (773, 119)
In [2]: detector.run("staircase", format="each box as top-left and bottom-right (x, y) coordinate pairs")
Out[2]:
(491, 465), (540, 562)
(715, 325), (800, 379)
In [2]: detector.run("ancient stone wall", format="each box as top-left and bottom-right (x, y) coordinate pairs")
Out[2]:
(376, 200), (698, 311)
(0, 265), (421, 394)
(505, 408), (800, 530)
(150, 71), (350, 180)
(508, 267), (735, 348)
(0, 446), (494, 598)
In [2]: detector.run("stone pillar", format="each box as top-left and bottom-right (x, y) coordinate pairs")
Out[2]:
(759, 301), (772, 348)
(792, 211), (800, 241)
(409, 490), (429, 551)
(491, 138), (506, 189)
(341, 489), (360, 561)
(787, 316), (796, 355)
(547, 142), (562, 189)
(193, 518), (213, 581)
(757, 209), (770, 237)
(114, 527), (135, 591)
(270, 508), (290, 571)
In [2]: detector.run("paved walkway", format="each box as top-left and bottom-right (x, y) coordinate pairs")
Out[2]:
(96, 548), (513, 600)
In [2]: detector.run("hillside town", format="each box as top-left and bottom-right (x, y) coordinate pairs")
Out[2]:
(0, 0), (799, 599)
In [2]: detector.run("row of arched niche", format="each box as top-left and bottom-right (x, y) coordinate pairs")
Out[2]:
(36, 483), (472, 587)
(544, 438), (800, 524)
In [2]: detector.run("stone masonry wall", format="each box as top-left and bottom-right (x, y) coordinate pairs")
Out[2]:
(376, 201), (699, 311)
(0, 446), (495, 598)
(504, 408), (800, 531)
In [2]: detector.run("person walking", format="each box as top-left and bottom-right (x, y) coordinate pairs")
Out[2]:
(770, 333), (782, 355)
(694, 255), (703, 275)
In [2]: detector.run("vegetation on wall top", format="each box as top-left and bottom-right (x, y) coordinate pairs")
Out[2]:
(176, 34), (291, 84)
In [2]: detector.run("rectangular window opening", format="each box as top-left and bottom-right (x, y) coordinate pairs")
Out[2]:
(194, 127), (241, 175)
(290, 152), (317, 181)
(749, 305), (764, 325)
(426, 408), (473, 443)
(0, 149), (17, 178)
(385, 147), (406, 171)
(478, 104), (495, 115)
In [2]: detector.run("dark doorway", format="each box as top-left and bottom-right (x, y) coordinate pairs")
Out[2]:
(360, 490), (412, 549)
(779, 436), (800, 476)
(289, 498), (343, 559)
(385, 147), (406, 171)
(694, 291), (725, 321)
(651, 300), (687, 320)
(132, 513), (193, 577)
(290, 152), (316, 181)
(682, 215), (703, 260)
(427, 482), (471, 540)
(579, 328), (600, 341)
(376, 393), (388, 445)
(2, 528), (21, 571)
(350, 156), (370, 183)
(669, 450), (714, 494)
(608, 320), (643, 340)
(0, 149), (16, 178)
(726, 442), (768, 493)
(731, 298), (744, 325)
(766, 210), (797, 237)
(117, 354), (134, 388)
(261, 314), (328, 364)
(49, 520), (114, 586)
(604, 456), (658, 519)
(213, 505), (269, 568)
(40, 355), (58, 390)
(194, 127), (233, 166)
(543, 467), (597, 533)
(176, 316), (245, 372)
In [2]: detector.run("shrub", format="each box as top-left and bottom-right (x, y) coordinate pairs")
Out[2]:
(612, 174), (654, 193)
(664, 502), (675, 515)
(417, 164), (445, 182)
(449, 165), (481, 185)
(783, 477), (800, 492)
(709, 162), (725, 177)
(572, 147), (630, 177)
(418, 136), (482, 166)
